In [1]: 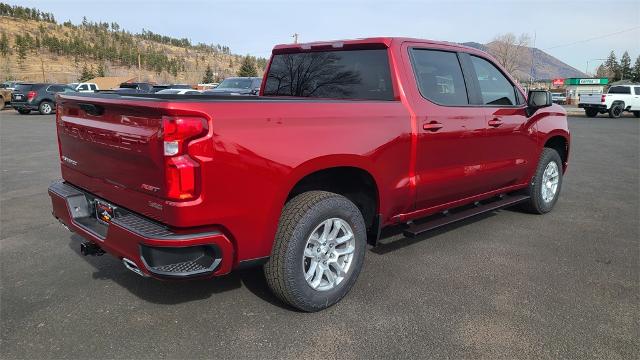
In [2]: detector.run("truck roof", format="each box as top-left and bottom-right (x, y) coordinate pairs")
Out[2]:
(272, 37), (479, 54)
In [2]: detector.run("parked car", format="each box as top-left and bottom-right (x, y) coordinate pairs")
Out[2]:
(68, 82), (99, 93)
(50, 37), (569, 312)
(1, 81), (20, 91)
(152, 84), (193, 92)
(154, 89), (202, 95)
(579, 84), (640, 118)
(0, 87), (12, 110)
(117, 82), (154, 93)
(551, 92), (567, 104)
(204, 77), (261, 95)
(12, 83), (76, 115)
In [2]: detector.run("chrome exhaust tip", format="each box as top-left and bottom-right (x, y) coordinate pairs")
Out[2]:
(122, 258), (147, 277)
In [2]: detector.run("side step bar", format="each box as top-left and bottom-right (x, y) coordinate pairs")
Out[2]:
(403, 194), (530, 238)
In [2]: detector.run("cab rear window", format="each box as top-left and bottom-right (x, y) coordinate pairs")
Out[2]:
(263, 49), (394, 100)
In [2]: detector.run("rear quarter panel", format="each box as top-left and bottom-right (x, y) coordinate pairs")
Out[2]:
(178, 100), (412, 261)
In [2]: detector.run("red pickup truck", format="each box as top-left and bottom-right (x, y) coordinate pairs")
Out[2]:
(49, 37), (569, 311)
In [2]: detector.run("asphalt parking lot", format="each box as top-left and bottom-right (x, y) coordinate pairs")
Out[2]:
(1, 110), (638, 359)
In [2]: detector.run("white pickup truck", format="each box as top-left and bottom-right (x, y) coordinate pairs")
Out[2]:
(579, 84), (640, 118)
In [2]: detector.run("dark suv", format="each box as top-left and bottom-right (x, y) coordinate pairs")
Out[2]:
(12, 83), (77, 115)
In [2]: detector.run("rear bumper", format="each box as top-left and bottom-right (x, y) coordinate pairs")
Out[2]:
(48, 180), (234, 279)
(11, 101), (38, 110)
(578, 103), (607, 110)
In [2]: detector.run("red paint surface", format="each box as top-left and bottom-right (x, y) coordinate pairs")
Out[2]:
(51, 37), (570, 276)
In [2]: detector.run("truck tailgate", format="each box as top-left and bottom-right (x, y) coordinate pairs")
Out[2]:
(579, 94), (602, 104)
(57, 97), (166, 195)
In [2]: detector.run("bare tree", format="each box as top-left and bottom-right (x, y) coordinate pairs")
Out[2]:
(488, 33), (530, 75)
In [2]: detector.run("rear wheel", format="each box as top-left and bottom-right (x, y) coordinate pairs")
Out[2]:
(39, 101), (54, 115)
(633, 111), (640, 118)
(608, 103), (623, 118)
(17, 108), (30, 115)
(585, 108), (598, 118)
(520, 148), (563, 214)
(264, 191), (366, 312)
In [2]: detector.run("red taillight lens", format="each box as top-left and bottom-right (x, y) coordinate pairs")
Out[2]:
(165, 155), (198, 200)
(162, 116), (208, 200)
(27, 91), (37, 102)
(601, 95), (606, 103)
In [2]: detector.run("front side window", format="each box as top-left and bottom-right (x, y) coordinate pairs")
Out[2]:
(78, 85), (88, 91)
(218, 78), (253, 89)
(634, 87), (640, 95)
(409, 49), (468, 105)
(470, 56), (517, 106)
(264, 49), (394, 100)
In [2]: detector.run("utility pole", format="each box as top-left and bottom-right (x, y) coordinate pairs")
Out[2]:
(292, 33), (299, 44)
(40, 57), (46, 82)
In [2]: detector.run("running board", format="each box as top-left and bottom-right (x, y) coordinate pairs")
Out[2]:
(403, 194), (530, 238)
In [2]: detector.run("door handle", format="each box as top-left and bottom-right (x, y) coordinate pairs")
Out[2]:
(488, 118), (503, 127)
(423, 121), (443, 132)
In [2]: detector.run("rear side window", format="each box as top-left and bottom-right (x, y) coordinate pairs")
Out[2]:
(47, 85), (63, 92)
(470, 56), (517, 106)
(409, 49), (469, 105)
(264, 49), (394, 100)
(608, 86), (631, 94)
(78, 84), (88, 91)
(90, 84), (97, 90)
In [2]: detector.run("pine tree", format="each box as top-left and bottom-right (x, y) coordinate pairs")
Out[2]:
(619, 51), (632, 80)
(632, 56), (640, 83)
(0, 32), (9, 56)
(78, 63), (94, 81)
(96, 62), (106, 77)
(202, 64), (214, 83)
(604, 51), (620, 81)
(237, 55), (257, 77)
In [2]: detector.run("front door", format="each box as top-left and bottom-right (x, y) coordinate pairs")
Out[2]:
(466, 54), (538, 189)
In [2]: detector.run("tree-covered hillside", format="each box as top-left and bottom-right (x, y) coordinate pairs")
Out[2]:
(0, 3), (267, 83)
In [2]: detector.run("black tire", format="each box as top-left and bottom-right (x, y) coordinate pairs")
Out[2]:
(17, 108), (30, 115)
(0, 99), (4, 111)
(608, 103), (623, 118)
(264, 191), (367, 312)
(520, 148), (563, 214)
(633, 111), (640, 118)
(38, 101), (54, 115)
(585, 108), (598, 118)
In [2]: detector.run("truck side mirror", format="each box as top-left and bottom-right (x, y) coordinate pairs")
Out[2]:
(526, 90), (552, 116)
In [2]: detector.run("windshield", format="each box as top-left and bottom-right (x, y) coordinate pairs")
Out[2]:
(217, 78), (253, 89)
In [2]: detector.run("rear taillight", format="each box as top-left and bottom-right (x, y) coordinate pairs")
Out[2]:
(162, 116), (208, 200)
(27, 91), (37, 102)
(601, 94), (606, 103)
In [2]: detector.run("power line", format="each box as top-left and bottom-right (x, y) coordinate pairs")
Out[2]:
(543, 26), (640, 50)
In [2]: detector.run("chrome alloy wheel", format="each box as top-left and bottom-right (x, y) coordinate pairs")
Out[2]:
(302, 218), (355, 291)
(541, 161), (560, 203)
(41, 103), (52, 114)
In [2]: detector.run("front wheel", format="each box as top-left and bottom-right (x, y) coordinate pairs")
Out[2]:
(264, 191), (366, 312)
(633, 111), (640, 118)
(520, 148), (563, 214)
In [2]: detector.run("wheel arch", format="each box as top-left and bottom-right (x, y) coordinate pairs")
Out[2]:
(543, 134), (569, 172)
(284, 156), (381, 242)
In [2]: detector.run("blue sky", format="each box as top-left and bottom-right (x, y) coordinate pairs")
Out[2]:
(8, 0), (640, 73)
